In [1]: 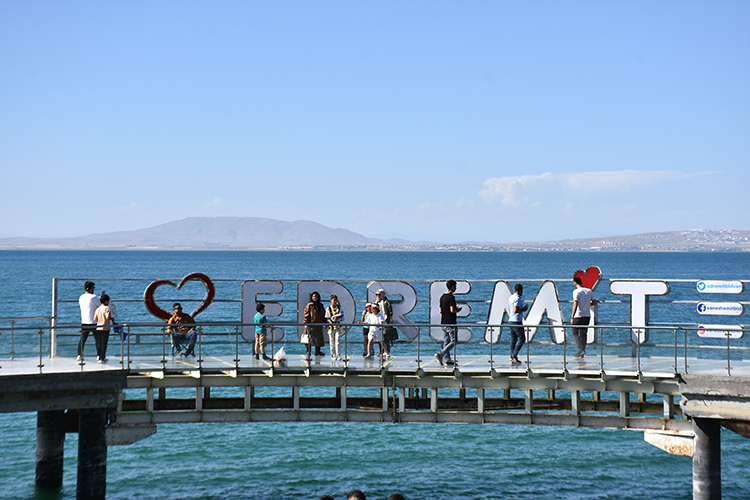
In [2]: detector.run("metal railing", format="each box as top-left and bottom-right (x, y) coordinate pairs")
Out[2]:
(1, 318), (747, 377)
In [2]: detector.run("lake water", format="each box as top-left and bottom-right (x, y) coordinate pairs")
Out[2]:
(0, 250), (748, 499)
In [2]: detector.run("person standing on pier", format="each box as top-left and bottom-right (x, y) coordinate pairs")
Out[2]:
(571, 276), (598, 358)
(326, 294), (344, 361)
(375, 289), (394, 357)
(77, 281), (101, 361)
(166, 302), (198, 357)
(254, 303), (271, 361)
(508, 284), (528, 365)
(303, 291), (326, 358)
(93, 293), (114, 363)
(364, 303), (385, 358)
(435, 280), (462, 366)
(360, 303), (373, 356)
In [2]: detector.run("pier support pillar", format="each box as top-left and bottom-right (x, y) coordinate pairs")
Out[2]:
(693, 418), (721, 500)
(36, 410), (65, 491)
(77, 409), (108, 500)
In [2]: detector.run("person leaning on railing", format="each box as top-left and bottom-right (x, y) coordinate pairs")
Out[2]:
(166, 302), (198, 357)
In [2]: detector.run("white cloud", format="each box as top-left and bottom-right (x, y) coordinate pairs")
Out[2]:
(479, 170), (710, 207)
(205, 197), (224, 207)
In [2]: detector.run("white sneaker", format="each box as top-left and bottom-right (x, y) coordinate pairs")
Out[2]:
(96, 357), (103, 364)
(76, 355), (83, 362)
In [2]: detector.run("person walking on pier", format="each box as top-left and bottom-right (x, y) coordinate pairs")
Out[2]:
(303, 291), (327, 358)
(254, 302), (271, 361)
(93, 293), (114, 363)
(435, 280), (461, 366)
(166, 302), (198, 357)
(571, 276), (598, 358)
(508, 284), (528, 365)
(326, 294), (345, 360)
(77, 281), (101, 361)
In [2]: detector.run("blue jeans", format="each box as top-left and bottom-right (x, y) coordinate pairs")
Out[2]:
(173, 329), (198, 354)
(509, 322), (525, 358)
(438, 326), (457, 361)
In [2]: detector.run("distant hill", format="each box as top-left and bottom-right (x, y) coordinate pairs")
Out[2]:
(0, 217), (388, 249)
(0, 218), (748, 251)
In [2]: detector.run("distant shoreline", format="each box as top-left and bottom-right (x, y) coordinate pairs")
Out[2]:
(1, 244), (748, 252)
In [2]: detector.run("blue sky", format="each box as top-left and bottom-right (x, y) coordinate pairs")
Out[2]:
(1, 1), (748, 243)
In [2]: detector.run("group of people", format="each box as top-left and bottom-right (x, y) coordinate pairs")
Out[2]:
(77, 277), (597, 365)
(78, 280), (199, 362)
(435, 275), (598, 366)
(77, 280), (116, 363)
(302, 289), (395, 360)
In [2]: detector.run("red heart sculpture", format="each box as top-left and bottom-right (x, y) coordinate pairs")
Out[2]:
(143, 272), (216, 320)
(574, 266), (602, 290)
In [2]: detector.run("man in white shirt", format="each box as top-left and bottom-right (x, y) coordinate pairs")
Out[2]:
(507, 284), (528, 365)
(78, 280), (101, 361)
(571, 276), (598, 358)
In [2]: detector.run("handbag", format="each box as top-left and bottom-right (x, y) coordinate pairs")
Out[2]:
(385, 326), (398, 343)
(300, 328), (310, 344)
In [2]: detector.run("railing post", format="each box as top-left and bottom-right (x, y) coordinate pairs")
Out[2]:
(416, 325), (422, 369)
(726, 330), (731, 376)
(161, 326), (167, 369)
(197, 327), (203, 368)
(234, 325), (240, 370)
(673, 328), (678, 375)
(10, 319), (16, 359)
(50, 278), (58, 358)
(684, 328), (689, 374)
(38, 329), (44, 373)
(524, 326), (530, 368)
(563, 326), (568, 374)
(127, 326), (131, 372)
(599, 327), (604, 374)
(488, 326), (494, 373)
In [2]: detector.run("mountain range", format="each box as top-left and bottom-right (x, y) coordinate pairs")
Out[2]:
(0, 217), (748, 251)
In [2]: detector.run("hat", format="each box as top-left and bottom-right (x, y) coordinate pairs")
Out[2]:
(376, 289), (386, 296)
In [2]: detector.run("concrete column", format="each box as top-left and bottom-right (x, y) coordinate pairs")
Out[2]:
(525, 389), (533, 414)
(477, 388), (485, 413)
(77, 409), (108, 500)
(619, 392), (630, 418)
(36, 410), (65, 491)
(340, 386), (347, 410)
(195, 387), (203, 412)
(571, 390), (581, 416)
(430, 388), (438, 413)
(693, 418), (721, 500)
(244, 386), (253, 411)
(663, 394), (675, 420)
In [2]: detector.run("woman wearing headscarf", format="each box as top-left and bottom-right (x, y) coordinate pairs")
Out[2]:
(303, 291), (327, 358)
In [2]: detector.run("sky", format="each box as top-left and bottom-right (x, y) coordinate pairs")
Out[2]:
(1, 1), (749, 243)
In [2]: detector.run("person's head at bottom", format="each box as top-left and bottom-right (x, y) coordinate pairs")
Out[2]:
(347, 490), (366, 500)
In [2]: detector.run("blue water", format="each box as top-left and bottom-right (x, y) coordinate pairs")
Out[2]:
(1, 251), (749, 499)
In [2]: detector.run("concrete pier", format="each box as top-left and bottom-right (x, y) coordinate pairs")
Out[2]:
(77, 409), (109, 500)
(692, 417), (721, 500)
(0, 359), (126, 498)
(35, 409), (66, 491)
